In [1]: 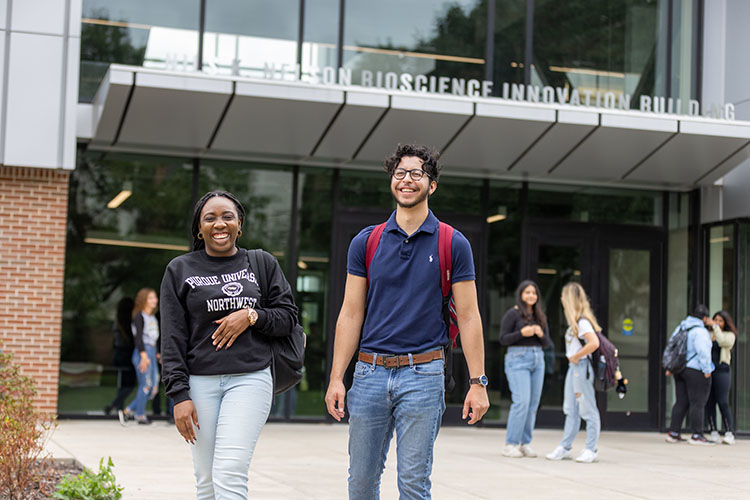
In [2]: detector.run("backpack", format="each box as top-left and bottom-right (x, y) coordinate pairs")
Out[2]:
(247, 249), (306, 395)
(662, 323), (695, 374)
(588, 330), (621, 392)
(365, 221), (459, 391)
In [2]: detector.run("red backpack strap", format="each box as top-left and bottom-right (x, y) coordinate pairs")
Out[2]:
(438, 222), (453, 298)
(365, 223), (387, 285)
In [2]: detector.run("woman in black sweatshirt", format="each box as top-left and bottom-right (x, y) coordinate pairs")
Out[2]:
(160, 191), (299, 499)
(499, 280), (551, 458)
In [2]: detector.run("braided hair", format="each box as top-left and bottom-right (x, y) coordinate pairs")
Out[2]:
(191, 191), (246, 251)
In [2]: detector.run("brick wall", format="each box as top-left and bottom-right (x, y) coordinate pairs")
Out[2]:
(0, 166), (70, 413)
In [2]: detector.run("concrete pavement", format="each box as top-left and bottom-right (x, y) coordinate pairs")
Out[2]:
(46, 420), (748, 499)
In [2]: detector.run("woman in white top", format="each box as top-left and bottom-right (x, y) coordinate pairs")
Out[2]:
(546, 282), (601, 463)
(705, 310), (737, 444)
(120, 287), (160, 425)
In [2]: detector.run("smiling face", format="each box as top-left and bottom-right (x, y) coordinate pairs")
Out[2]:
(521, 284), (538, 309)
(390, 156), (436, 209)
(199, 196), (242, 257)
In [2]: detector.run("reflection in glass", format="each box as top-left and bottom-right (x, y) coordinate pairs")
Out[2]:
(302, 0), (339, 80)
(343, 0), (487, 88)
(737, 224), (750, 432)
(533, 0), (669, 109)
(707, 225), (735, 315)
(203, 0), (299, 78)
(492, 0), (526, 92)
(528, 183), (662, 226)
(80, 0), (201, 101)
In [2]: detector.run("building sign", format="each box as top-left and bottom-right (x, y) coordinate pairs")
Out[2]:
(261, 62), (736, 121)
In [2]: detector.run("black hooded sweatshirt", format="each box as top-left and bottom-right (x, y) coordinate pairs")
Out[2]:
(160, 248), (298, 404)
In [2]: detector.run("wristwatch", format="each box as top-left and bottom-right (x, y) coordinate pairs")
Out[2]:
(246, 307), (258, 326)
(470, 375), (489, 387)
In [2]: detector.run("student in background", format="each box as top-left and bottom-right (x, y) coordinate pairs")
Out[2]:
(705, 310), (737, 445)
(546, 282), (601, 464)
(499, 280), (551, 458)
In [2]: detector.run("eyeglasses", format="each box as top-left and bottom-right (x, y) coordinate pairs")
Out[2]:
(393, 168), (431, 181)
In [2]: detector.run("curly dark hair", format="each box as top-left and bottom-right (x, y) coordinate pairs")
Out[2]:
(383, 143), (442, 181)
(191, 191), (246, 251)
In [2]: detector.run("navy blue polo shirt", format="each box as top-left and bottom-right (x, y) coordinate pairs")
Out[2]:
(347, 210), (475, 354)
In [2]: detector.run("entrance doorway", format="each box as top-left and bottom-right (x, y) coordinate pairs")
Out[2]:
(525, 222), (663, 430)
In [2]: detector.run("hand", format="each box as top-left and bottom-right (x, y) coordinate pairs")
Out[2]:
(568, 355), (579, 365)
(462, 385), (490, 424)
(704, 372), (711, 379)
(665, 370), (671, 376)
(138, 353), (150, 373)
(520, 326), (535, 337)
(324, 379), (347, 421)
(534, 325), (544, 337)
(174, 400), (199, 444)
(212, 309), (251, 350)
(156, 352), (162, 363)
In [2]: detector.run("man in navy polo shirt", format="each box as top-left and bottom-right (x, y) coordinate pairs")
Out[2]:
(325, 143), (490, 500)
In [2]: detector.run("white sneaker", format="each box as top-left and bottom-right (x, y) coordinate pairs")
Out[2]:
(709, 430), (721, 443)
(502, 444), (524, 458)
(546, 446), (571, 461)
(722, 432), (736, 445)
(520, 444), (537, 458)
(575, 449), (598, 463)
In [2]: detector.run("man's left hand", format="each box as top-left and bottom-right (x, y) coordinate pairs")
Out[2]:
(462, 385), (490, 425)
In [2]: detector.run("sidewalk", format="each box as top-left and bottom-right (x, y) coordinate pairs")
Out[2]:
(46, 420), (748, 499)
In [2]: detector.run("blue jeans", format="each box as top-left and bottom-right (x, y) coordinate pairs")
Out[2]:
(189, 368), (273, 500)
(504, 346), (545, 445)
(560, 358), (600, 452)
(127, 344), (158, 418)
(347, 356), (445, 500)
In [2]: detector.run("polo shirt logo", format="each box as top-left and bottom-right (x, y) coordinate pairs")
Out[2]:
(429, 255), (434, 262)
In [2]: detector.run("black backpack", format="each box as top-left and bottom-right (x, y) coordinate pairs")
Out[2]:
(247, 249), (306, 395)
(662, 323), (694, 374)
(589, 331), (621, 392)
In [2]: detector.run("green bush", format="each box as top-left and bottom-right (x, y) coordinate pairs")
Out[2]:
(52, 457), (123, 500)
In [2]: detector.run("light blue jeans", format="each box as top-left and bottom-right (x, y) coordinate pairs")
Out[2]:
(127, 344), (158, 418)
(504, 346), (545, 445)
(560, 357), (600, 452)
(189, 368), (273, 500)
(347, 355), (446, 500)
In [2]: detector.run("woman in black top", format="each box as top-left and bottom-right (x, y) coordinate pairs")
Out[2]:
(499, 280), (551, 458)
(160, 191), (299, 499)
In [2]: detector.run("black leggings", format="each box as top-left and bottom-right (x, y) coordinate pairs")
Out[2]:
(705, 363), (733, 433)
(669, 368), (711, 435)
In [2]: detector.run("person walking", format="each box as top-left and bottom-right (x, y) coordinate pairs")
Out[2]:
(499, 280), (551, 458)
(546, 282), (601, 463)
(664, 305), (714, 445)
(119, 288), (160, 425)
(324, 144), (490, 500)
(705, 310), (737, 445)
(160, 191), (300, 500)
(105, 296), (135, 419)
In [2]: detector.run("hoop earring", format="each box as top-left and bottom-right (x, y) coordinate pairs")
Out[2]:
(237, 230), (242, 237)
(197, 233), (204, 240)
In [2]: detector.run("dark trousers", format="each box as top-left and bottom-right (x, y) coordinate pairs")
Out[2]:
(109, 348), (136, 411)
(705, 363), (733, 433)
(669, 367), (711, 435)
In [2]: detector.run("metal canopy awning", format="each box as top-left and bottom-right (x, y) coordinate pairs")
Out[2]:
(83, 65), (750, 189)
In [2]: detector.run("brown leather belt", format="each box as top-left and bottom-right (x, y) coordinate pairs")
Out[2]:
(358, 348), (443, 368)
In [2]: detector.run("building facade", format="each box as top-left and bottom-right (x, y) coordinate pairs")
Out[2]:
(1, 0), (750, 432)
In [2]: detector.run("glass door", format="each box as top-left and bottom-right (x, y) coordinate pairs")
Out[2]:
(597, 229), (662, 429)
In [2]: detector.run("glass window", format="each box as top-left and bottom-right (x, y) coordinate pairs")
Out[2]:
(338, 169), (393, 210)
(302, 0), (339, 80)
(737, 222), (750, 432)
(532, 0), (669, 109)
(288, 168), (334, 418)
(203, 0), (299, 78)
(484, 180), (521, 422)
(60, 152), (195, 414)
(707, 224), (735, 315)
(528, 183), (662, 226)
(491, 0), (526, 93)
(670, 0), (701, 112)
(80, 0), (201, 102)
(343, 0), (488, 89)
(429, 175), (484, 216)
(197, 161), (293, 271)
